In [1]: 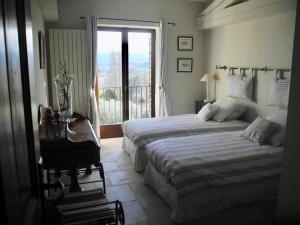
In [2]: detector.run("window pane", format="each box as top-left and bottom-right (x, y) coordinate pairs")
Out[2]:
(128, 32), (152, 120)
(97, 31), (123, 125)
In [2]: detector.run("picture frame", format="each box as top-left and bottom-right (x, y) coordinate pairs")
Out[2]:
(38, 31), (45, 69)
(177, 58), (193, 72)
(178, 36), (193, 51)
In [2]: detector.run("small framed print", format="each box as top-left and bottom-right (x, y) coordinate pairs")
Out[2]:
(38, 31), (45, 69)
(177, 58), (193, 72)
(178, 36), (193, 51)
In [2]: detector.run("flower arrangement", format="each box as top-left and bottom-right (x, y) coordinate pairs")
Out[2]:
(53, 62), (74, 116)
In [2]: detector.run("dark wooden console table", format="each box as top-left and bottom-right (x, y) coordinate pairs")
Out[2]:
(39, 118), (104, 192)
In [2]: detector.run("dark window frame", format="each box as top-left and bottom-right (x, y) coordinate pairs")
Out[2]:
(98, 27), (156, 137)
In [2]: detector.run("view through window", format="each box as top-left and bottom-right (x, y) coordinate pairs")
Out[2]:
(97, 29), (154, 126)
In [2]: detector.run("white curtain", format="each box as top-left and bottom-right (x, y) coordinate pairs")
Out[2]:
(158, 20), (170, 117)
(86, 16), (100, 138)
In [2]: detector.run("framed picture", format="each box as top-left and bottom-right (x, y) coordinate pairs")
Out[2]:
(178, 36), (193, 51)
(177, 58), (193, 72)
(38, 31), (45, 69)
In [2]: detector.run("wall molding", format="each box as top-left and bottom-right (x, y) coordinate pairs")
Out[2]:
(197, 0), (297, 30)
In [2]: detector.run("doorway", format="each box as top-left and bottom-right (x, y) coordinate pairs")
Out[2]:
(97, 27), (155, 138)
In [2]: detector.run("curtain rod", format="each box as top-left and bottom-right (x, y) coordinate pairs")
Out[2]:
(80, 16), (176, 26)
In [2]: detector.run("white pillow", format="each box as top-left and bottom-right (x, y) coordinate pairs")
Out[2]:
(226, 103), (247, 121)
(212, 98), (237, 122)
(196, 103), (219, 121)
(266, 112), (287, 146)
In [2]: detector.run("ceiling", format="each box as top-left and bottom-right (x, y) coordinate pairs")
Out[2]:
(37, 0), (209, 22)
(37, 0), (58, 22)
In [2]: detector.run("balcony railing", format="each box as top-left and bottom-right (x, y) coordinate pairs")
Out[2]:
(98, 86), (152, 125)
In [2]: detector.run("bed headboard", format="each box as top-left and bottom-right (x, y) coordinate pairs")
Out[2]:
(215, 65), (290, 122)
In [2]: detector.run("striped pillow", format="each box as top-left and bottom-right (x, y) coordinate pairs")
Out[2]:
(242, 117), (280, 144)
(226, 75), (253, 101)
(238, 75), (254, 101)
(226, 75), (239, 98)
(269, 77), (290, 108)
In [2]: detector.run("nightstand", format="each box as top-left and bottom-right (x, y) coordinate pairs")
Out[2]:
(195, 100), (205, 113)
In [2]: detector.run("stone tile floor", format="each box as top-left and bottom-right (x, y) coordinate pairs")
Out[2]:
(78, 137), (174, 225)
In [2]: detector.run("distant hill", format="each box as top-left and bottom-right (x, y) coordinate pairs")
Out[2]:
(97, 52), (150, 70)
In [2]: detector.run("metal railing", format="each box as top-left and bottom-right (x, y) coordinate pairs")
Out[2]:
(98, 86), (152, 125)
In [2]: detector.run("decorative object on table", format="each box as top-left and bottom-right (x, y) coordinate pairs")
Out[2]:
(177, 58), (193, 72)
(38, 105), (55, 125)
(53, 62), (74, 118)
(200, 73), (215, 102)
(38, 31), (45, 69)
(178, 36), (193, 51)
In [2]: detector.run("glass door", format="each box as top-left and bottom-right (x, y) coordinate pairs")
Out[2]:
(128, 31), (155, 120)
(97, 28), (155, 138)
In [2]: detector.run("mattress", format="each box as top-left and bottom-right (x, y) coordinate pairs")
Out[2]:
(122, 136), (147, 171)
(144, 163), (280, 223)
(144, 131), (283, 223)
(122, 114), (249, 149)
(122, 114), (249, 171)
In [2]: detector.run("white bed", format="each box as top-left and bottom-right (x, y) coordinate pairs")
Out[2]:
(122, 114), (249, 171)
(144, 131), (283, 223)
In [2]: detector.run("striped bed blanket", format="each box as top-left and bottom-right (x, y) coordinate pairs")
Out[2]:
(146, 131), (283, 198)
(122, 114), (249, 148)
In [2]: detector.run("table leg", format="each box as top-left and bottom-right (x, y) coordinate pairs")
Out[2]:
(98, 162), (106, 194)
(69, 169), (82, 192)
(85, 164), (92, 175)
(47, 169), (51, 196)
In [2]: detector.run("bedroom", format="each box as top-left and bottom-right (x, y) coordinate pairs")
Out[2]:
(0, 0), (300, 225)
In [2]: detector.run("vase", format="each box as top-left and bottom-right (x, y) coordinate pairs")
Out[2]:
(54, 79), (73, 117)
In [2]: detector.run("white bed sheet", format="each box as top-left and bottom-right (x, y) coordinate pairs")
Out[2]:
(123, 115), (249, 149)
(122, 115), (249, 171)
(123, 136), (147, 171)
(144, 163), (280, 223)
(146, 131), (282, 197)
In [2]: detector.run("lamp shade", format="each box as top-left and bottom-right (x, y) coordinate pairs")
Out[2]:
(200, 73), (214, 82)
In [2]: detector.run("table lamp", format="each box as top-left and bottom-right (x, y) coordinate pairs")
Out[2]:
(200, 73), (214, 102)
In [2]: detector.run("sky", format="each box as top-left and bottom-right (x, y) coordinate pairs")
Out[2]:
(97, 31), (151, 53)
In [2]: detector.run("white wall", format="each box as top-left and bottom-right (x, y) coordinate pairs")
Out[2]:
(204, 13), (296, 121)
(48, 29), (90, 117)
(31, 0), (48, 105)
(46, 0), (206, 115)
